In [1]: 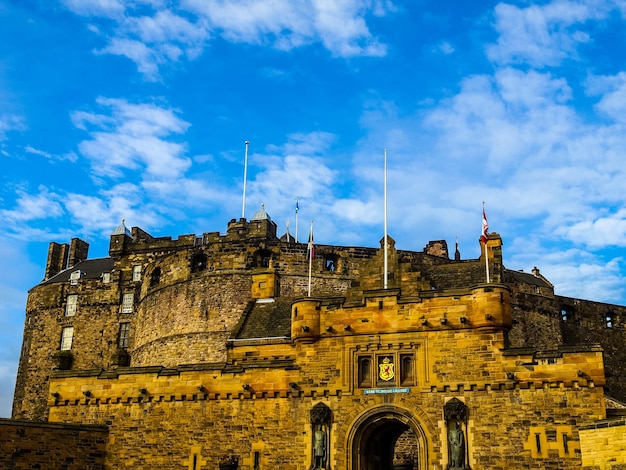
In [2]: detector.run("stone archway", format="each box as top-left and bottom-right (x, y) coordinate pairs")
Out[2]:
(347, 406), (429, 470)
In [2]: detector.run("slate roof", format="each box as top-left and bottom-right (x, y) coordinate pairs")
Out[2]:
(234, 298), (293, 339)
(504, 269), (553, 287)
(41, 258), (115, 285)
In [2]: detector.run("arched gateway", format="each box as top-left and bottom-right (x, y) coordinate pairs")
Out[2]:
(347, 406), (429, 470)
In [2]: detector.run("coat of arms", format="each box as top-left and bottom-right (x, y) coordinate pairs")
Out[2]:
(379, 357), (395, 381)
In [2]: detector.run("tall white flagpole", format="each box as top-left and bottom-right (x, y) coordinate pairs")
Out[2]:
(295, 197), (299, 243)
(241, 141), (249, 219)
(307, 220), (314, 297)
(384, 149), (388, 289)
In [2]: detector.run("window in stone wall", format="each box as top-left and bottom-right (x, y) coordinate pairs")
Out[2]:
(358, 356), (373, 387)
(253, 249), (272, 268)
(400, 353), (415, 385)
(150, 267), (161, 287)
(102, 272), (111, 284)
(118, 322), (131, 348)
(132, 265), (142, 282)
(60, 326), (74, 350)
(70, 270), (83, 285)
(324, 255), (338, 272)
(65, 294), (78, 317)
(561, 309), (568, 322)
(121, 293), (134, 313)
(606, 313), (614, 328)
(191, 253), (208, 272)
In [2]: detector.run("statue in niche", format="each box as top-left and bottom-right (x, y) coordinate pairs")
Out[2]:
(444, 398), (468, 470)
(313, 424), (327, 469)
(310, 403), (331, 469)
(448, 421), (465, 469)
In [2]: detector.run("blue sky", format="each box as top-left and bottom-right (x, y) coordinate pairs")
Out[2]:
(2, 0), (626, 417)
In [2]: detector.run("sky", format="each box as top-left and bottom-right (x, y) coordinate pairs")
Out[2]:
(1, 0), (626, 418)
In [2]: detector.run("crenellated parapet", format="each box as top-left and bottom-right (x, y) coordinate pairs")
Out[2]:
(291, 284), (513, 344)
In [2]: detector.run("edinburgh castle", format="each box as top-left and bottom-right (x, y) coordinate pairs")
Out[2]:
(2, 206), (626, 469)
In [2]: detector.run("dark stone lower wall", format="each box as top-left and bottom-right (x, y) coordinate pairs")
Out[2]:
(0, 419), (108, 470)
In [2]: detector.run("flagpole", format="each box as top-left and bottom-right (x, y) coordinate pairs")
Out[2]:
(307, 220), (314, 297)
(383, 149), (388, 289)
(241, 141), (249, 219)
(295, 197), (299, 243)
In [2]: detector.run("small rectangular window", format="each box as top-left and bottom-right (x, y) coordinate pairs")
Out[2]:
(122, 293), (134, 313)
(118, 322), (131, 348)
(358, 356), (373, 388)
(60, 326), (74, 350)
(70, 270), (82, 285)
(65, 295), (78, 317)
(102, 272), (111, 284)
(132, 265), (142, 282)
(400, 353), (415, 385)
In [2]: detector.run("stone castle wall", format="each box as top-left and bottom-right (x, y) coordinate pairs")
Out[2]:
(0, 419), (107, 469)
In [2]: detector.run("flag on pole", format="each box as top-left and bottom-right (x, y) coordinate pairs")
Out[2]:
(480, 207), (489, 244)
(307, 222), (314, 260)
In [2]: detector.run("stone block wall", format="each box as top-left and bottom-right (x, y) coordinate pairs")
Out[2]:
(579, 418), (626, 469)
(0, 418), (108, 469)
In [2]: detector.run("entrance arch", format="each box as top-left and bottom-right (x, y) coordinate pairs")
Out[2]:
(347, 405), (429, 470)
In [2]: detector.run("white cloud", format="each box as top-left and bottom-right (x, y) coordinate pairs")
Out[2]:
(559, 209), (626, 248)
(0, 188), (64, 223)
(0, 113), (25, 140)
(486, 0), (612, 67)
(64, 0), (391, 78)
(72, 98), (192, 179)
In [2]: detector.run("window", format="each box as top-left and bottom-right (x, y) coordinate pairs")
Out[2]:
(324, 255), (338, 272)
(358, 356), (373, 388)
(118, 322), (131, 348)
(132, 265), (142, 282)
(400, 354), (415, 385)
(561, 309), (568, 322)
(60, 326), (74, 350)
(70, 270), (82, 285)
(606, 313), (613, 328)
(102, 272), (111, 284)
(150, 267), (161, 287)
(65, 295), (78, 317)
(122, 293), (134, 313)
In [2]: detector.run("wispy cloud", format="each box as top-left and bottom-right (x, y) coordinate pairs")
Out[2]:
(63, 0), (392, 79)
(72, 98), (191, 179)
(486, 0), (613, 67)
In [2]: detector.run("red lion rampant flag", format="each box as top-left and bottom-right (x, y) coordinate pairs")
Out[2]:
(480, 208), (489, 244)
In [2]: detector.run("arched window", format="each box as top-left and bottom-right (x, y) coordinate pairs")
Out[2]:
(150, 267), (161, 287)
(358, 356), (372, 387)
